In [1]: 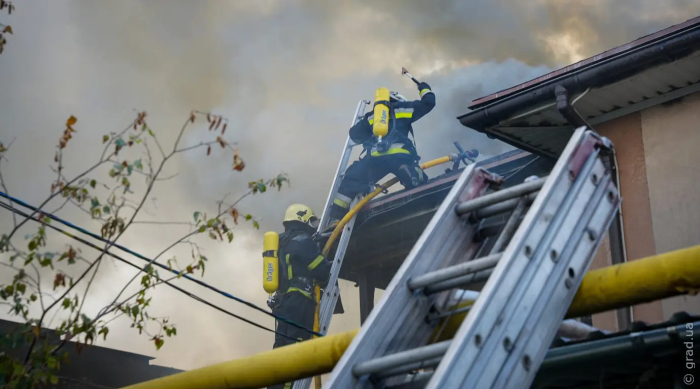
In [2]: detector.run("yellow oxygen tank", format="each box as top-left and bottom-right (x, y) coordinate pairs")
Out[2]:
(373, 87), (390, 138)
(262, 231), (279, 294)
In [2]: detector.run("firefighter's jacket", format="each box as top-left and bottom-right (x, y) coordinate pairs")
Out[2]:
(349, 88), (436, 157)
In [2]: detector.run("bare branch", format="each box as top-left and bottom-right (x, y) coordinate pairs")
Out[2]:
(131, 220), (195, 227)
(173, 140), (219, 154)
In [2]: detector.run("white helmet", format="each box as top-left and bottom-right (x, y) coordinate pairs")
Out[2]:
(389, 91), (406, 102)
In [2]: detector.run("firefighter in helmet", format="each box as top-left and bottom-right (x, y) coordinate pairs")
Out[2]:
(267, 204), (332, 389)
(327, 81), (436, 229)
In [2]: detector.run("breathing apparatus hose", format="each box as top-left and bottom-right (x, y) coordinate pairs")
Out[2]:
(311, 154), (456, 388)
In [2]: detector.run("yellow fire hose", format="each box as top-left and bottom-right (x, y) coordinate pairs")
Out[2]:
(311, 155), (454, 388)
(122, 244), (700, 389)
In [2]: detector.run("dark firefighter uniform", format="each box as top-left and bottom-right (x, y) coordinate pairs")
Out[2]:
(328, 82), (436, 224)
(268, 204), (332, 389)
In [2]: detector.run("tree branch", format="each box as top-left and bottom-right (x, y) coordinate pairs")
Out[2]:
(0, 139), (17, 227)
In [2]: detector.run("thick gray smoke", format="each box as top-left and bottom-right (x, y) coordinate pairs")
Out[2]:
(1, 0), (698, 371)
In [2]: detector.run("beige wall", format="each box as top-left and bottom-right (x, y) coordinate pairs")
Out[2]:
(588, 91), (700, 330)
(641, 91), (700, 318)
(591, 112), (662, 329)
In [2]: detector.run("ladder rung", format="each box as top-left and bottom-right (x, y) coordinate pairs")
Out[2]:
(352, 341), (451, 377)
(455, 177), (546, 216)
(424, 268), (493, 295)
(375, 356), (442, 380)
(407, 253), (501, 290)
(474, 191), (538, 220)
(388, 372), (433, 389)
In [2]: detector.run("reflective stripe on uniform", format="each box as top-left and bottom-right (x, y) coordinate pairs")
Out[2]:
(394, 107), (414, 119)
(286, 287), (313, 299)
(307, 255), (325, 271)
(332, 192), (352, 209)
(286, 254), (292, 279)
(371, 147), (411, 157)
(420, 88), (433, 97)
(333, 198), (350, 208)
(367, 114), (374, 125)
(371, 143), (410, 157)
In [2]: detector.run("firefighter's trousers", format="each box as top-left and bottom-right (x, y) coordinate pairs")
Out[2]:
(329, 153), (427, 221)
(268, 292), (316, 389)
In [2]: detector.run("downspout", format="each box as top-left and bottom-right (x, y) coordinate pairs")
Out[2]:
(555, 85), (633, 329)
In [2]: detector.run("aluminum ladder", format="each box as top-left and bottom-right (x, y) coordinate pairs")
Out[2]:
(292, 100), (371, 389)
(323, 127), (621, 389)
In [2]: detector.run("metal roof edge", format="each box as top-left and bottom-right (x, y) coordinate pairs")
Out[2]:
(457, 22), (700, 132)
(469, 15), (700, 109)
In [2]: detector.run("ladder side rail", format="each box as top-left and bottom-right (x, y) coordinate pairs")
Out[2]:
(323, 164), (500, 388)
(318, 197), (363, 333)
(316, 100), (370, 231)
(292, 100), (368, 389)
(293, 200), (362, 389)
(497, 164), (618, 388)
(426, 127), (591, 388)
(426, 127), (613, 389)
(474, 146), (615, 388)
(466, 137), (604, 387)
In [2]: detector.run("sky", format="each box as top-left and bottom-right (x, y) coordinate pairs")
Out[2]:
(1, 0), (699, 374)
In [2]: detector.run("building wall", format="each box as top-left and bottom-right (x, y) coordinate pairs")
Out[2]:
(588, 91), (700, 330)
(640, 91), (700, 318)
(588, 235), (618, 331)
(590, 112), (663, 329)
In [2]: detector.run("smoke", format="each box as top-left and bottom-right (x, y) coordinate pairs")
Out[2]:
(1, 0), (698, 372)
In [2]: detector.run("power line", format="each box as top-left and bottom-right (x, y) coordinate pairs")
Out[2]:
(0, 190), (322, 337)
(0, 201), (299, 342)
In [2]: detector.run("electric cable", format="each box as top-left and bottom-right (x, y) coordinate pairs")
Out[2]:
(0, 200), (300, 342)
(0, 191), (322, 337)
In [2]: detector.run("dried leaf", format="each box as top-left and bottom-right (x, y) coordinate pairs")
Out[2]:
(233, 150), (245, 171)
(206, 146), (211, 156)
(207, 113), (211, 123)
(33, 326), (40, 338)
(222, 122), (227, 134)
(190, 111), (196, 123)
(215, 116), (223, 130)
(229, 208), (239, 225)
(3, 25), (12, 34)
(217, 136), (226, 148)
(66, 115), (77, 127)
(209, 119), (216, 131)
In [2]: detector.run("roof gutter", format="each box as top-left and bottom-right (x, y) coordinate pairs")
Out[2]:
(458, 21), (700, 131)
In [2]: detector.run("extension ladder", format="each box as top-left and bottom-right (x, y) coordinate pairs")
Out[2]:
(292, 100), (371, 389)
(323, 126), (620, 389)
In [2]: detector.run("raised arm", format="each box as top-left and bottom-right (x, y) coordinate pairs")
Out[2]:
(408, 82), (436, 122)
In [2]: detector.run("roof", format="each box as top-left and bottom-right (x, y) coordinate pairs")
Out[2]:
(0, 319), (182, 388)
(338, 150), (555, 289)
(534, 311), (699, 388)
(470, 16), (700, 109)
(458, 16), (700, 158)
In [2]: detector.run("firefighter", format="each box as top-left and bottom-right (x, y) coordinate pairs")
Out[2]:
(327, 81), (436, 228)
(267, 204), (332, 389)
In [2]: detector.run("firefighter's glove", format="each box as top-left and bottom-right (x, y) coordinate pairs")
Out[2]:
(417, 82), (431, 93)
